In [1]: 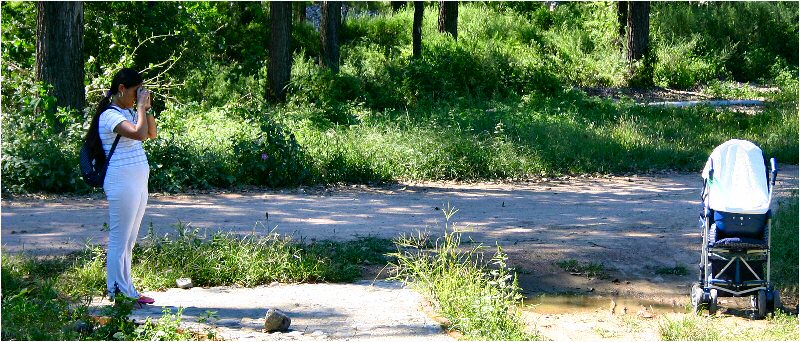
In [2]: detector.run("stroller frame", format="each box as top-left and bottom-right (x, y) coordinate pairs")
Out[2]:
(692, 154), (781, 318)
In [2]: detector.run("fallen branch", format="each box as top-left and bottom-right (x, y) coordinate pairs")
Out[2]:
(645, 100), (764, 107)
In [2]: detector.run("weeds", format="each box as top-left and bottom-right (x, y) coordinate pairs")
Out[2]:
(655, 265), (690, 276)
(389, 205), (539, 340)
(659, 311), (799, 340)
(772, 193), (799, 301)
(558, 259), (611, 279)
(132, 222), (392, 290)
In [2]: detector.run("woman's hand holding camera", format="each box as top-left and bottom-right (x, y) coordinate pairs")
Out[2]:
(137, 87), (152, 113)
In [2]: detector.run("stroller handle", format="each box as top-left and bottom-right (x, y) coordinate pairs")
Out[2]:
(770, 157), (778, 187)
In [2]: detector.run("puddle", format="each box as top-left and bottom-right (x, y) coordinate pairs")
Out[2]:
(523, 294), (686, 315)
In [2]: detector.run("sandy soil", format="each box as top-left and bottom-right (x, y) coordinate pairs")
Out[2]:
(3, 165), (797, 340)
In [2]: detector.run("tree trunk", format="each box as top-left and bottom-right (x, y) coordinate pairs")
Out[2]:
(413, 1), (424, 59)
(626, 1), (650, 63)
(438, 1), (458, 41)
(320, 1), (341, 73)
(391, 1), (406, 13)
(36, 1), (85, 130)
(617, 1), (628, 45)
(268, 1), (292, 102)
(296, 2), (306, 24)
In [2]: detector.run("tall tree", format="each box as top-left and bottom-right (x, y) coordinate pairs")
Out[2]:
(295, 2), (306, 24)
(391, 1), (406, 13)
(617, 1), (628, 45)
(36, 1), (85, 130)
(626, 1), (650, 63)
(268, 1), (292, 102)
(438, 1), (458, 40)
(320, 1), (341, 73)
(413, 1), (424, 59)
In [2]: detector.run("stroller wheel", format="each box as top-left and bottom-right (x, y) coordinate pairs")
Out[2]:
(756, 290), (767, 319)
(770, 289), (782, 314)
(691, 283), (704, 314)
(708, 289), (718, 315)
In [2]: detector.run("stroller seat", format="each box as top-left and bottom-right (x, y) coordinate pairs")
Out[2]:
(708, 210), (769, 249)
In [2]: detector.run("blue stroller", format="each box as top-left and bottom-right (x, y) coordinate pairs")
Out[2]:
(692, 139), (781, 317)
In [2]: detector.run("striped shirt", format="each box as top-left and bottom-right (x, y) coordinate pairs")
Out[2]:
(99, 105), (149, 169)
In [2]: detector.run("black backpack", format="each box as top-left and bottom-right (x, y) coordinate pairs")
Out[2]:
(80, 107), (123, 188)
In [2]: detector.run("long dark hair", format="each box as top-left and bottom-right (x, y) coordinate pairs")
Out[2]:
(84, 68), (143, 162)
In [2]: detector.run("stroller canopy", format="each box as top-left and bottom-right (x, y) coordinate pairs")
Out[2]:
(702, 139), (770, 214)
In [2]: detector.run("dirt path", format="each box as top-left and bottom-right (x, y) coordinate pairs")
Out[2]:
(3, 165), (797, 340)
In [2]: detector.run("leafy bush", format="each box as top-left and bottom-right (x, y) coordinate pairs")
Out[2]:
(653, 36), (725, 89)
(652, 2), (798, 82)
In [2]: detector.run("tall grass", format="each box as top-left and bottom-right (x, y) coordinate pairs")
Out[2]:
(772, 193), (799, 299)
(659, 311), (799, 341)
(133, 222), (392, 290)
(389, 207), (538, 340)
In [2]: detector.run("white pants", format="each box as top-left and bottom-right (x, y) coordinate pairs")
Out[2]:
(104, 163), (150, 299)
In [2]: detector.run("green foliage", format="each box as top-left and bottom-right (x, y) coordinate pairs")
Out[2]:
(654, 265), (690, 276)
(652, 2), (798, 82)
(558, 259), (611, 279)
(653, 36), (725, 89)
(2, 2), (798, 194)
(772, 193), (799, 296)
(131, 222), (393, 289)
(390, 207), (539, 340)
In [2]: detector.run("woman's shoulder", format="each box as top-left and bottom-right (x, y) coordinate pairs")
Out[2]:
(100, 106), (129, 120)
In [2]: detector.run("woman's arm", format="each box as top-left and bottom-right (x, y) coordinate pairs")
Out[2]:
(146, 113), (158, 139)
(113, 90), (152, 141)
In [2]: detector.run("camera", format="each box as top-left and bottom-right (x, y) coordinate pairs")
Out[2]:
(138, 87), (149, 97)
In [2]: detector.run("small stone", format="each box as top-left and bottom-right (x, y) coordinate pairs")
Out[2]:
(310, 330), (325, 337)
(269, 281), (280, 287)
(176, 278), (193, 289)
(264, 309), (291, 332)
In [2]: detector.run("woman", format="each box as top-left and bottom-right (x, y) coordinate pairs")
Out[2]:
(86, 68), (157, 305)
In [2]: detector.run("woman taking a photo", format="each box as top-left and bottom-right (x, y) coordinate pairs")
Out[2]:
(86, 68), (157, 305)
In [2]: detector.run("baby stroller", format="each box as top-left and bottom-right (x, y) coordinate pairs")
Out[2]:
(692, 139), (780, 318)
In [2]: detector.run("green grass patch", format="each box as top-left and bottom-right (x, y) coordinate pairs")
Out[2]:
(772, 193), (799, 300)
(655, 264), (690, 276)
(659, 311), (800, 340)
(557, 259), (611, 279)
(389, 207), (540, 341)
(131, 222), (392, 290)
